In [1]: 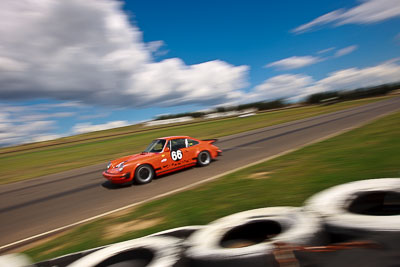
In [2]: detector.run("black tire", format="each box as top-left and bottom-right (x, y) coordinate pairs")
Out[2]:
(134, 164), (154, 185)
(197, 151), (211, 167)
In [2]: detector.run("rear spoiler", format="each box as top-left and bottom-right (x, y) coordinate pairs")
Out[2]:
(203, 138), (218, 144)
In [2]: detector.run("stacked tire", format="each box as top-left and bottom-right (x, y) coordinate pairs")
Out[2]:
(184, 207), (326, 267)
(55, 226), (205, 267)
(31, 178), (400, 267)
(148, 226), (204, 240)
(300, 178), (400, 267)
(34, 246), (106, 267)
(67, 236), (184, 267)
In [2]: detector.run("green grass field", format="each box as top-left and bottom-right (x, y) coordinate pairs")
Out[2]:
(24, 110), (400, 262)
(0, 97), (390, 184)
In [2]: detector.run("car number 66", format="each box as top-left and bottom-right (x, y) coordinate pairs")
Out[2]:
(171, 150), (183, 161)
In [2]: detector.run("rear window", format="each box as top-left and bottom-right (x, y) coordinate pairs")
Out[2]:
(187, 139), (199, 147)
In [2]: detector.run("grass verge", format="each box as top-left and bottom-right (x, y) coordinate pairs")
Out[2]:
(0, 96), (392, 184)
(24, 110), (400, 262)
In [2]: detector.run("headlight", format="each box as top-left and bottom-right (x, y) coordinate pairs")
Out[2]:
(107, 162), (111, 169)
(116, 161), (127, 172)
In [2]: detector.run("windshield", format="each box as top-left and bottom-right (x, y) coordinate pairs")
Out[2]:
(144, 139), (166, 153)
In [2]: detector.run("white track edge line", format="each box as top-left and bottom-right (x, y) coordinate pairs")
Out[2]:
(1, 109), (398, 252)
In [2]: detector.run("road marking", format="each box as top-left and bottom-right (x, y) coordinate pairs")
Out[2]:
(0, 109), (398, 252)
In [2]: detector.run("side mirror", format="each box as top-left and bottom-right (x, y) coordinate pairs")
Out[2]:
(164, 147), (170, 152)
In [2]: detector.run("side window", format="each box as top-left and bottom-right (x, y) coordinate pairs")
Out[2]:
(170, 139), (186, 151)
(187, 139), (199, 147)
(153, 141), (165, 152)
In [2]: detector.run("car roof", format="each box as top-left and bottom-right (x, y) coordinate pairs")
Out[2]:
(157, 136), (191, 140)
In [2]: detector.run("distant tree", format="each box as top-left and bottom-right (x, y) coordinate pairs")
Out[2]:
(237, 99), (285, 111)
(215, 107), (226, 113)
(190, 112), (205, 118)
(155, 81), (400, 121)
(306, 82), (400, 104)
(306, 92), (338, 104)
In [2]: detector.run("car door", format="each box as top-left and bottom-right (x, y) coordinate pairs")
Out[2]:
(168, 138), (188, 168)
(158, 139), (184, 172)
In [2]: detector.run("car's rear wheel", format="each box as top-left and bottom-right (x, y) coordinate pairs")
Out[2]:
(197, 151), (211, 167)
(134, 164), (154, 185)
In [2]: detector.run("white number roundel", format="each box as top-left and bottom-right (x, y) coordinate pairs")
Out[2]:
(171, 150), (183, 161)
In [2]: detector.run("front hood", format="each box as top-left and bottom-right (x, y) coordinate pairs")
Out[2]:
(110, 152), (155, 167)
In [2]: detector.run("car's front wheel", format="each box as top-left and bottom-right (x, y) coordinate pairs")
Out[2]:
(134, 164), (154, 185)
(197, 151), (211, 167)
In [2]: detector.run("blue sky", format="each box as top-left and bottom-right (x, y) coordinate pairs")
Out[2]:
(0, 0), (399, 146)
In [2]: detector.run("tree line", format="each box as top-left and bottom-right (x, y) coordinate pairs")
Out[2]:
(305, 82), (400, 104)
(155, 82), (400, 120)
(155, 100), (286, 120)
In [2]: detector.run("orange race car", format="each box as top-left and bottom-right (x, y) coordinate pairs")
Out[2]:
(103, 136), (222, 185)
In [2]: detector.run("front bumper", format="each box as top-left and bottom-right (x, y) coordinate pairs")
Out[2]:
(102, 171), (131, 184)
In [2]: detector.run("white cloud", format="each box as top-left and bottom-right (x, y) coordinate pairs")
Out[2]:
(35, 102), (85, 110)
(337, 0), (400, 25)
(0, 0), (248, 108)
(317, 47), (335, 54)
(247, 74), (315, 102)
(78, 113), (110, 120)
(2, 59), (400, 147)
(250, 60), (400, 102)
(146, 40), (168, 56)
(0, 102), (78, 146)
(293, 0), (400, 33)
(0, 57), (28, 72)
(72, 120), (129, 134)
(32, 134), (64, 143)
(266, 56), (321, 70)
(293, 10), (345, 34)
(266, 45), (358, 71)
(15, 112), (75, 122)
(334, 45), (358, 57)
(145, 40), (169, 56)
(0, 113), (57, 147)
(314, 60), (400, 91)
(146, 40), (165, 53)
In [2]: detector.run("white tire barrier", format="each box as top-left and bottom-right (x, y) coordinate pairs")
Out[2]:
(33, 227), (203, 267)
(0, 254), (31, 267)
(21, 178), (400, 267)
(34, 246), (106, 267)
(184, 207), (325, 267)
(302, 178), (400, 266)
(148, 226), (204, 240)
(304, 178), (400, 241)
(67, 236), (183, 267)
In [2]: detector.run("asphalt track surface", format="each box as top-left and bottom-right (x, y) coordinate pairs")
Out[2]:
(0, 97), (399, 251)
